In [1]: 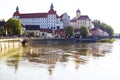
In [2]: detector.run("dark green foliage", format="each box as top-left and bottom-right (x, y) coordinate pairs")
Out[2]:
(0, 27), (6, 36)
(0, 20), (6, 36)
(4, 18), (23, 35)
(80, 26), (89, 38)
(30, 32), (35, 37)
(93, 20), (114, 36)
(65, 26), (74, 38)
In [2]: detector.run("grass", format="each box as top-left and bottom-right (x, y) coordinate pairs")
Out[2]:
(98, 38), (115, 43)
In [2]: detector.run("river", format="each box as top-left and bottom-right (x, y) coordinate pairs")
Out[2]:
(0, 39), (120, 80)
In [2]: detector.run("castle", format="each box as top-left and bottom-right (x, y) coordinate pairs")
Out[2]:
(13, 4), (70, 36)
(13, 3), (94, 36)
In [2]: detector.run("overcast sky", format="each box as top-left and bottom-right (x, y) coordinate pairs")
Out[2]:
(0, 0), (119, 33)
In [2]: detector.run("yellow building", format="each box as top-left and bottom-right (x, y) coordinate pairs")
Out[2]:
(70, 9), (94, 30)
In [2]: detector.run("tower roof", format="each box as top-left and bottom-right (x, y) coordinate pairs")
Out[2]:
(16, 6), (19, 12)
(50, 3), (54, 10)
(13, 6), (20, 16)
(76, 9), (80, 13)
(48, 3), (58, 15)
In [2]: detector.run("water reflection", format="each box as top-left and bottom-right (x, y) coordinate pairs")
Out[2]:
(23, 43), (113, 72)
(6, 48), (23, 73)
(0, 47), (23, 72)
(0, 42), (114, 80)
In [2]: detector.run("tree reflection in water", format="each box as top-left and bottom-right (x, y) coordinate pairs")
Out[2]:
(5, 47), (23, 73)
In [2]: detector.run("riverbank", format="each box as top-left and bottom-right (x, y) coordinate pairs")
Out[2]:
(97, 38), (115, 43)
(0, 39), (22, 54)
(28, 38), (116, 45)
(0, 38), (116, 47)
(0, 38), (21, 42)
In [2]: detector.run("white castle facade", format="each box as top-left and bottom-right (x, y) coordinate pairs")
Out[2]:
(13, 4), (70, 30)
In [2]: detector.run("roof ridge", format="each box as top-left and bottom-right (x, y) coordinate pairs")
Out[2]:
(21, 12), (48, 15)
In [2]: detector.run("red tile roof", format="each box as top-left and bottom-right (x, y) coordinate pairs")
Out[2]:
(48, 9), (56, 14)
(20, 13), (48, 18)
(13, 11), (20, 16)
(78, 15), (90, 20)
(54, 29), (65, 35)
(40, 28), (53, 33)
(60, 13), (64, 18)
(71, 20), (76, 22)
(13, 8), (60, 19)
(90, 28), (101, 31)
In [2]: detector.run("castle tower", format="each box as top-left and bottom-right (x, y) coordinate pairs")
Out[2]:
(50, 3), (54, 10)
(16, 6), (19, 12)
(13, 6), (20, 19)
(76, 9), (81, 18)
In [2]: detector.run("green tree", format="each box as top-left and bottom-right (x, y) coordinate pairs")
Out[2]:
(80, 26), (89, 38)
(0, 20), (6, 36)
(4, 18), (23, 35)
(65, 26), (74, 38)
(93, 20), (114, 36)
(30, 32), (35, 37)
(0, 28), (6, 36)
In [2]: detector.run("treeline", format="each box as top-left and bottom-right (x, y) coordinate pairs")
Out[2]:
(93, 20), (114, 36)
(0, 18), (23, 36)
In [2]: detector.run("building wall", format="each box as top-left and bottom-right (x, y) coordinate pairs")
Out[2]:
(47, 14), (56, 29)
(90, 28), (109, 36)
(13, 16), (19, 19)
(71, 19), (93, 30)
(14, 14), (63, 30)
(61, 13), (70, 28)
(26, 30), (41, 36)
(70, 21), (76, 28)
(76, 19), (92, 30)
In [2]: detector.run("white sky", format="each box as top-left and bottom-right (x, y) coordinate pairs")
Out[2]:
(0, 0), (120, 33)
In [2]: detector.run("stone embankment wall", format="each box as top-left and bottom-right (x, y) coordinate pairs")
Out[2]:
(0, 39), (21, 54)
(30, 39), (75, 45)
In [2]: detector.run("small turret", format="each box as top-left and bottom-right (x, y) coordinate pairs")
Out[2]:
(50, 3), (54, 10)
(48, 3), (56, 14)
(13, 6), (20, 19)
(76, 8), (81, 18)
(16, 6), (19, 12)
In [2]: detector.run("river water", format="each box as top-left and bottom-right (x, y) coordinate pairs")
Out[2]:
(0, 39), (120, 80)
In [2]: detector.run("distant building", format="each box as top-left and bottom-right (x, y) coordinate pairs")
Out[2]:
(25, 25), (41, 36)
(90, 28), (109, 36)
(60, 13), (70, 28)
(70, 9), (94, 30)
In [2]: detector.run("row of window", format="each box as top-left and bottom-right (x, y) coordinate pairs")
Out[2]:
(48, 15), (56, 17)
(21, 17), (56, 21)
(22, 21), (57, 24)
(47, 26), (60, 29)
(48, 18), (56, 20)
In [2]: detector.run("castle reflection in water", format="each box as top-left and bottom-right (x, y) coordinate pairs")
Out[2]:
(22, 43), (112, 74)
(0, 43), (113, 75)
